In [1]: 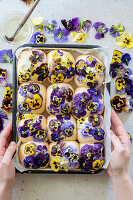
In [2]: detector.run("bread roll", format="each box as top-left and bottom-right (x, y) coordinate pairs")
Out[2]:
(72, 87), (104, 119)
(47, 50), (75, 83)
(19, 141), (49, 169)
(47, 114), (77, 142)
(17, 49), (48, 83)
(17, 114), (47, 143)
(46, 83), (74, 115)
(74, 55), (105, 88)
(18, 83), (46, 114)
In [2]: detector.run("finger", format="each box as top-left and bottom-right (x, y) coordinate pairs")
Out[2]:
(111, 109), (127, 137)
(0, 156), (3, 163)
(2, 120), (12, 139)
(111, 131), (124, 151)
(0, 146), (6, 156)
(2, 141), (16, 164)
(0, 135), (7, 147)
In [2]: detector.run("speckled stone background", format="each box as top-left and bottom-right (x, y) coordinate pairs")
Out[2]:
(0, 0), (133, 199)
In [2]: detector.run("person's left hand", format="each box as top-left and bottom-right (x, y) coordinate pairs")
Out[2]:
(0, 121), (16, 198)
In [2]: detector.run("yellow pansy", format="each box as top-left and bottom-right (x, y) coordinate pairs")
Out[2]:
(4, 87), (13, 98)
(24, 143), (36, 156)
(19, 73), (30, 82)
(51, 74), (64, 83)
(70, 31), (87, 43)
(50, 157), (69, 172)
(111, 50), (122, 64)
(115, 32), (133, 49)
(92, 159), (104, 170)
(96, 62), (105, 73)
(32, 17), (44, 31)
(78, 117), (86, 124)
(26, 94), (42, 110)
(86, 71), (96, 82)
(86, 56), (93, 64)
(116, 78), (125, 90)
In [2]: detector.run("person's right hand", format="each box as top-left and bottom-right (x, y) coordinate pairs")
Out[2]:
(0, 121), (16, 200)
(107, 109), (131, 179)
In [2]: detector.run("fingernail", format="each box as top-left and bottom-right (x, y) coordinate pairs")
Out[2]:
(11, 141), (16, 146)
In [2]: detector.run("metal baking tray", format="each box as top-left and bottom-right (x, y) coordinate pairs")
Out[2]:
(12, 44), (110, 174)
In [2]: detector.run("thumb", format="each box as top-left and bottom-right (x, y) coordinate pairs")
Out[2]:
(2, 141), (16, 164)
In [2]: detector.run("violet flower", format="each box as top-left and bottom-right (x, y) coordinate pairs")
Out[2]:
(61, 17), (80, 32)
(53, 27), (70, 42)
(109, 24), (125, 37)
(93, 22), (108, 39)
(110, 62), (124, 78)
(121, 53), (131, 66)
(0, 109), (8, 133)
(0, 49), (13, 63)
(80, 20), (92, 33)
(30, 32), (46, 44)
(44, 20), (58, 34)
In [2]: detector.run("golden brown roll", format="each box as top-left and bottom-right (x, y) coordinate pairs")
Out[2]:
(17, 114), (47, 143)
(19, 141), (49, 169)
(47, 50), (75, 83)
(74, 55), (105, 88)
(46, 83), (74, 115)
(17, 49), (48, 83)
(47, 114), (77, 142)
(18, 83), (46, 114)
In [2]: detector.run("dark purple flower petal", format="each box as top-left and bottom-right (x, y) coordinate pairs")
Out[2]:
(61, 17), (80, 32)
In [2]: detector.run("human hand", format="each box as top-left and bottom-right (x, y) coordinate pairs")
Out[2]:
(107, 109), (131, 179)
(0, 121), (16, 200)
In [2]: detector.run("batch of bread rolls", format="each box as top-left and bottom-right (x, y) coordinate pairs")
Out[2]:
(17, 49), (105, 172)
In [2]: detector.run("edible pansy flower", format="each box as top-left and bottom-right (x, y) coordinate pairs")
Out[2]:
(92, 128), (105, 141)
(18, 103), (31, 113)
(0, 49), (13, 63)
(33, 129), (47, 142)
(109, 23), (125, 37)
(70, 31), (87, 43)
(0, 68), (7, 86)
(30, 32), (46, 44)
(49, 119), (62, 133)
(60, 103), (70, 114)
(92, 159), (104, 170)
(27, 83), (40, 94)
(21, 0), (34, 5)
(110, 95), (127, 113)
(53, 27), (70, 42)
(115, 32), (133, 49)
(127, 132), (132, 143)
(44, 20), (58, 34)
(0, 109), (8, 133)
(73, 92), (90, 109)
(111, 50), (122, 64)
(121, 53), (131, 66)
(69, 153), (80, 168)
(93, 22), (108, 39)
(125, 78), (133, 98)
(61, 17), (80, 32)
(26, 94), (42, 110)
(51, 144), (64, 157)
(72, 105), (86, 118)
(62, 121), (74, 137)
(123, 68), (132, 79)
(110, 62), (124, 78)
(19, 72), (31, 82)
(115, 78), (125, 93)
(50, 156), (69, 172)
(89, 115), (101, 127)
(32, 17), (44, 31)
(24, 143), (36, 156)
(50, 73), (65, 83)
(87, 100), (103, 115)
(80, 20), (92, 33)
(96, 63), (105, 73)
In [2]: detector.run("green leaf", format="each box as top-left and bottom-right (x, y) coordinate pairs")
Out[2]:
(3, 53), (12, 64)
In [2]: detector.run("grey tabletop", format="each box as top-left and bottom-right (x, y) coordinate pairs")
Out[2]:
(0, 0), (133, 199)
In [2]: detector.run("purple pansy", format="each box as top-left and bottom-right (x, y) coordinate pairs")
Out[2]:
(93, 22), (108, 39)
(61, 17), (80, 32)
(27, 83), (40, 94)
(92, 128), (105, 141)
(56, 114), (71, 121)
(87, 100), (103, 115)
(109, 24), (125, 37)
(30, 32), (46, 44)
(121, 53), (131, 66)
(62, 121), (74, 137)
(110, 62), (124, 78)
(60, 103), (70, 114)
(72, 105), (86, 118)
(0, 109), (8, 133)
(73, 92), (90, 109)
(44, 20), (58, 34)
(53, 27), (70, 42)
(80, 20), (92, 33)
(87, 88), (102, 100)
(65, 67), (75, 79)
(125, 78), (133, 98)
(0, 68), (7, 86)
(0, 49), (13, 63)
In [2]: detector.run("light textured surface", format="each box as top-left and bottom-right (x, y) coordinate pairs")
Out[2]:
(0, 0), (133, 199)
